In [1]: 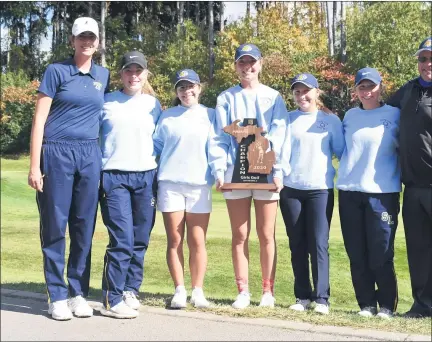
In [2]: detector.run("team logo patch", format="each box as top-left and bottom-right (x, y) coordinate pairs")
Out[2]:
(241, 45), (253, 52)
(179, 70), (188, 77)
(424, 39), (432, 48)
(380, 119), (391, 128)
(381, 212), (394, 225)
(93, 81), (102, 91)
(296, 74), (307, 81)
(151, 197), (156, 207)
(316, 120), (329, 131)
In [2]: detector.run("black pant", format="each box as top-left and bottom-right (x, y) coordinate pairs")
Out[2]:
(403, 187), (432, 316)
(339, 191), (399, 311)
(279, 187), (333, 305)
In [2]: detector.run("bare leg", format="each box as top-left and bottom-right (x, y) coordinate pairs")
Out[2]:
(163, 211), (186, 287)
(186, 212), (210, 288)
(226, 198), (252, 292)
(254, 199), (278, 293)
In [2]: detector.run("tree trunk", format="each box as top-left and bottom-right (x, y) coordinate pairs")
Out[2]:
(88, 2), (93, 17)
(100, 1), (107, 67)
(326, 2), (334, 56)
(208, 1), (215, 81)
(220, 1), (224, 31)
(195, 1), (200, 25)
(178, 1), (184, 26)
(340, 2), (347, 63)
(332, 1), (337, 54)
(246, 2), (250, 18)
(320, 1), (325, 29)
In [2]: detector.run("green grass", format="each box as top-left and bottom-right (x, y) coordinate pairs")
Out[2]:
(1, 155), (430, 335)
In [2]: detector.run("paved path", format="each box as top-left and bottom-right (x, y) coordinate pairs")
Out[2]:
(1, 289), (429, 341)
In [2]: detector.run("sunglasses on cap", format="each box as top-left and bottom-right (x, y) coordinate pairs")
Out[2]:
(418, 56), (432, 63)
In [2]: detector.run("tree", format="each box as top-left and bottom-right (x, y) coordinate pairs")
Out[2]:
(340, 2), (346, 63)
(208, 1), (215, 81)
(100, 1), (107, 67)
(326, 2), (334, 56)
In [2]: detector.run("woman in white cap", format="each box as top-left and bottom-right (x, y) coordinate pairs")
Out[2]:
(153, 69), (215, 309)
(337, 67), (401, 319)
(208, 43), (288, 309)
(279, 73), (344, 315)
(99, 51), (162, 319)
(28, 17), (110, 320)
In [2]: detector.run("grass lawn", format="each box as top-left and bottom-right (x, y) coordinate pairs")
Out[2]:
(1, 156), (430, 335)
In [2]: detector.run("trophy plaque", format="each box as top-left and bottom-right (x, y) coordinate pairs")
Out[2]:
(221, 118), (277, 191)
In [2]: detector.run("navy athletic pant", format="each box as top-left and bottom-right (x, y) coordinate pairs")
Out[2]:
(339, 190), (399, 311)
(100, 170), (157, 309)
(403, 187), (432, 316)
(37, 139), (101, 303)
(279, 187), (333, 305)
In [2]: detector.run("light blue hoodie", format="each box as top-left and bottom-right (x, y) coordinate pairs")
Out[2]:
(336, 104), (401, 193)
(153, 104), (215, 186)
(281, 109), (345, 190)
(208, 83), (289, 182)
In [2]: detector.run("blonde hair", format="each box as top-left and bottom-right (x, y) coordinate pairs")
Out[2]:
(142, 71), (155, 96)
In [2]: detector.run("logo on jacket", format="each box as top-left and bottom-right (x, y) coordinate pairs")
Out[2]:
(380, 119), (391, 128)
(151, 197), (156, 207)
(93, 81), (102, 91)
(316, 120), (328, 131)
(381, 212), (394, 225)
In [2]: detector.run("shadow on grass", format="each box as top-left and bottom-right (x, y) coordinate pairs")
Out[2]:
(1, 153), (28, 160)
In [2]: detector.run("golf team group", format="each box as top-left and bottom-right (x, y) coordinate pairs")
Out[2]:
(27, 17), (432, 321)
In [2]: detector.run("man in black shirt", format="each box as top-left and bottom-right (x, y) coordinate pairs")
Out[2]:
(387, 36), (432, 319)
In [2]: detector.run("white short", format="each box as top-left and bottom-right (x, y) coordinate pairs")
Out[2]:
(157, 181), (212, 213)
(222, 166), (280, 201)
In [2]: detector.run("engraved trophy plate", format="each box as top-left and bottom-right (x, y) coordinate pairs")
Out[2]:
(221, 118), (277, 191)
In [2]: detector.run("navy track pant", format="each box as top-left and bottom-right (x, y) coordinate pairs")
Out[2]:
(279, 187), (334, 305)
(339, 190), (399, 311)
(100, 170), (157, 309)
(403, 187), (432, 316)
(37, 139), (101, 303)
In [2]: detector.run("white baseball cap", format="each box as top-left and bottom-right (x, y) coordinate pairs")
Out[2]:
(72, 17), (99, 38)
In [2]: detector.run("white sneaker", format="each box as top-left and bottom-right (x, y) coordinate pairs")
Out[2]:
(48, 299), (73, 321)
(314, 303), (329, 315)
(358, 306), (377, 317)
(232, 291), (251, 309)
(259, 292), (275, 308)
(289, 298), (311, 311)
(190, 288), (210, 308)
(377, 308), (393, 319)
(171, 286), (187, 309)
(100, 301), (139, 319)
(123, 291), (140, 310)
(68, 295), (93, 317)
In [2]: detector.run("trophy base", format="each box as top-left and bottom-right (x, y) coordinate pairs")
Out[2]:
(221, 183), (277, 191)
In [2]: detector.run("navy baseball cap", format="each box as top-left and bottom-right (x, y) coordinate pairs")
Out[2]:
(291, 73), (319, 89)
(174, 69), (200, 87)
(121, 51), (147, 69)
(414, 37), (432, 56)
(354, 67), (382, 86)
(235, 43), (262, 62)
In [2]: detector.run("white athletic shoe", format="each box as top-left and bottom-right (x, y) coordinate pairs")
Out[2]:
(232, 291), (251, 309)
(259, 292), (275, 308)
(48, 299), (73, 321)
(68, 295), (93, 317)
(190, 288), (210, 308)
(100, 301), (139, 319)
(377, 308), (393, 319)
(123, 291), (140, 310)
(358, 306), (378, 317)
(289, 298), (311, 311)
(171, 286), (187, 309)
(314, 303), (329, 315)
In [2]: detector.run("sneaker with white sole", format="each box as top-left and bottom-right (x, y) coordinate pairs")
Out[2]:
(289, 298), (311, 311)
(48, 299), (73, 321)
(68, 295), (93, 317)
(100, 301), (139, 319)
(171, 286), (187, 309)
(377, 307), (393, 319)
(232, 291), (251, 309)
(259, 292), (275, 308)
(314, 303), (329, 315)
(358, 306), (378, 317)
(190, 288), (210, 308)
(123, 291), (140, 310)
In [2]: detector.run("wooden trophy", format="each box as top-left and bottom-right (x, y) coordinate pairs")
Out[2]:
(221, 118), (277, 191)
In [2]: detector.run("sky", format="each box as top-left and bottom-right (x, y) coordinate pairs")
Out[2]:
(1, 1), (257, 53)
